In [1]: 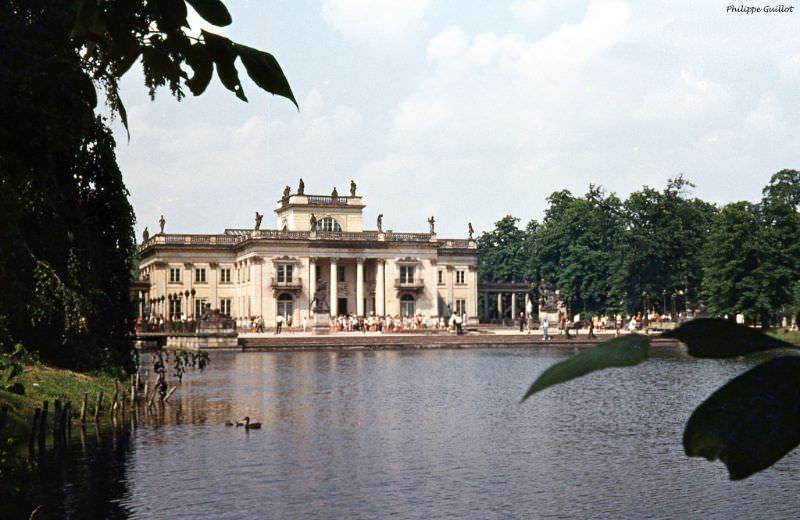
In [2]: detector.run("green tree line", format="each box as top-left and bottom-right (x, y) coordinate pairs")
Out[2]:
(478, 172), (800, 325)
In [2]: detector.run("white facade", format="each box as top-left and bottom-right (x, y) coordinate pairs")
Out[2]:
(137, 186), (478, 326)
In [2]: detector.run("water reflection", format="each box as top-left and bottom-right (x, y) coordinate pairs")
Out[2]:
(8, 348), (800, 519)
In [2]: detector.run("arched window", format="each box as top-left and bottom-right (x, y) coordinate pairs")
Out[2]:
(400, 293), (415, 317)
(277, 293), (294, 318)
(316, 217), (341, 232)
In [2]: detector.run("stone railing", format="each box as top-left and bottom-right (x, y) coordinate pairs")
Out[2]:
(384, 232), (432, 242)
(270, 277), (303, 290)
(140, 234), (242, 250)
(439, 239), (476, 249)
(306, 195), (348, 206)
(394, 278), (425, 289)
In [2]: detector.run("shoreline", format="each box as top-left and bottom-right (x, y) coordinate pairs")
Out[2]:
(235, 330), (683, 351)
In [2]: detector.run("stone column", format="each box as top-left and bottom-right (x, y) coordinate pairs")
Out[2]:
(330, 258), (338, 317)
(376, 259), (385, 316)
(446, 266), (454, 315)
(356, 258), (365, 317)
(511, 292), (517, 320)
(210, 262), (218, 310)
(497, 292), (503, 320)
(183, 262), (193, 319)
(253, 257), (263, 318)
(309, 258), (317, 312)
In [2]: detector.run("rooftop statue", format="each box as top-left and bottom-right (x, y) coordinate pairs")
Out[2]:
(282, 185), (290, 202)
(142, 226), (149, 242)
(428, 215), (435, 234)
(350, 179), (357, 196)
(298, 178), (305, 195)
(377, 213), (383, 232)
(254, 212), (263, 231)
(468, 222), (474, 240)
(331, 187), (338, 198)
(159, 214), (165, 234)
(309, 213), (317, 229)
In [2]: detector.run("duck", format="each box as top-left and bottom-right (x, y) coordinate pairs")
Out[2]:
(224, 420), (234, 427)
(243, 416), (261, 430)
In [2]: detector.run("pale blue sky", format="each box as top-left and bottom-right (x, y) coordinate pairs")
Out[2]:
(114, 1), (800, 238)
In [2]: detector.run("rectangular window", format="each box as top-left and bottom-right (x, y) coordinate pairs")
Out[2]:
(455, 299), (466, 315)
(195, 268), (206, 283)
(337, 265), (346, 283)
(220, 299), (231, 316)
(277, 264), (293, 283)
(169, 267), (181, 283)
(437, 270), (444, 285)
(169, 299), (182, 319)
(399, 265), (415, 283)
(220, 268), (231, 283)
(456, 270), (465, 284)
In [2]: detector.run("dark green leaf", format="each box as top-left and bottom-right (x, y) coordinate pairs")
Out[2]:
(683, 355), (800, 480)
(202, 31), (247, 101)
(185, 44), (213, 95)
(235, 43), (298, 108)
(521, 334), (651, 401)
(187, 0), (232, 27)
(661, 318), (795, 358)
(156, 0), (189, 29)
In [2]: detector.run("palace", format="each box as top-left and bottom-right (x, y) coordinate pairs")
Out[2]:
(137, 182), (478, 327)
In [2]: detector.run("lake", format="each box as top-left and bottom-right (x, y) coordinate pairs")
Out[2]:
(17, 347), (800, 519)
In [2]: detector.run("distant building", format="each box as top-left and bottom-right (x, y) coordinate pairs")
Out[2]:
(137, 184), (478, 326)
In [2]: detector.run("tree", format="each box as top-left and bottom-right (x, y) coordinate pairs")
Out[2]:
(530, 186), (623, 315)
(477, 216), (530, 283)
(0, 1), (296, 371)
(613, 176), (716, 315)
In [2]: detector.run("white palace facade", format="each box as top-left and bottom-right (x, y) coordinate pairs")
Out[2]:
(137, 183), (478, 326)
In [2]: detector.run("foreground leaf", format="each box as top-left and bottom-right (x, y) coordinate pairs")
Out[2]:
(661, 318), (794, 358)
(235, 44), (298, 107)
(521, 335), (651, 402)
(186, 0), (232, 27)
(683, 355), (800, 480)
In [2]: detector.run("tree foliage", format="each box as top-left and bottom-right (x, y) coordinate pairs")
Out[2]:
(0, 1), (296, 371)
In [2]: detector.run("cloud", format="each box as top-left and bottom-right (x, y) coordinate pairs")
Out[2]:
(321, 0), (433, 42)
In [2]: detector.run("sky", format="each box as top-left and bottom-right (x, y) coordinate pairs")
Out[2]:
(113, 0), (800, 239)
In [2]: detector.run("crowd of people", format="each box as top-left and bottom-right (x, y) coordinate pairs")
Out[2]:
(237, 312), (468, 335)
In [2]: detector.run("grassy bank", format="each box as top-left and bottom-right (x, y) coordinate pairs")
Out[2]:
(0, 365), (117, 444)
(768, 329), (800, 345)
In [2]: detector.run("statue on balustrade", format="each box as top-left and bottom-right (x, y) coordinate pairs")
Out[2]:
(254, 212), (263, 231)
(331, 187), (338, 199)
(377, 213), (383, 232)
(428, 215), (435, 234)
(311, 281), (330, 313)
(468, 222), (474, 240)
(282, 185), (290, 202)
(142, 227), (149, 242)
(309, 213), (317, 229)
(350, 179), (357, 196)
(298, 178), (305, 195)
(159, 214), (165, 234)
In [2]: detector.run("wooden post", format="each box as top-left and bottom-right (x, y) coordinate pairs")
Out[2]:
(94, 392), (103, 422)
(38, 401), (48, 445)
(80, 393), (87, 423)
(109, 380), (119, 419)
(29, 408), (41, 453)
(53, 400), (62, 438)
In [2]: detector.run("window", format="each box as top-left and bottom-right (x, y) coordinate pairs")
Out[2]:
(455, 299), (466, 316)
(195, 268), (206, 283)
(276, 264), (293, 283)
(277, 293), (294, 318)
(195, 298), (208, 317)
(337, 265), (346, 282)
(399, 265), (415, 284)
(400, 294), (415, 317)
(169, 299), (182, 319)
(169, 267), (181, 283)
(316, 217), (342, 232)
(437, 269), (444, 285)
(220, 268), (231, 283)
(456, 270), (465, 284)
(220, 298), (231, 316)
